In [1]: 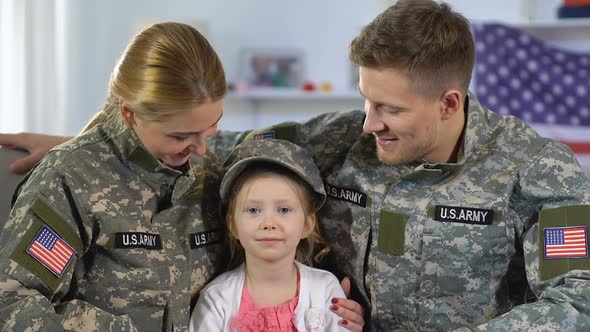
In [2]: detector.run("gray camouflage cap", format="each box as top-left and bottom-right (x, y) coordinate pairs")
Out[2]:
(220, 139), (326, 209)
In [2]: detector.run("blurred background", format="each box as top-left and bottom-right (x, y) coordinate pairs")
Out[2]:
(1, 0), (589, 170)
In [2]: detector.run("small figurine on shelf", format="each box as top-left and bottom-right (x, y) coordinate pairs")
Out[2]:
(320, 82), (333, 93)
(302, 81), (316, 92)
(558, 0), (590, 18)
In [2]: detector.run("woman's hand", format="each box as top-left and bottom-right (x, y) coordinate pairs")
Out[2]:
(331, 277), (365, 331)
(0, 133), (71, 174)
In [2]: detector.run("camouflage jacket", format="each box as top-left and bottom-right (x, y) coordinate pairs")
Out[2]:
(0, 113), (225, 331)
(209, 93), (590, 331)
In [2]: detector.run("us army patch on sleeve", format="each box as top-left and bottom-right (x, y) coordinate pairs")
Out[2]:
(253, 131), (275, 140)
(538, 205), (590, 281)
(26, 225), (76, 277)
(543, 226), (588, 259)
(325, 183), (367, 207)
(434, 205), (493, 225)
(190, 229), (224, 249)
(114, 232), (162, 250)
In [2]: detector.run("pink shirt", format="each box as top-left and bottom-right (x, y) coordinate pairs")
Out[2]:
(230, 283), (299, 332)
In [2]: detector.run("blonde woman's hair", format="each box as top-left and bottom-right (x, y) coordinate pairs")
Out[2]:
(82, 22), (226, 132)
(224, 163), (330, 271)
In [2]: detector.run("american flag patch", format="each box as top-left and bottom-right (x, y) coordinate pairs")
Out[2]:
(253, 131), (274, 140)
(544, 226), (588, 259)
(26, 225), (76, 277)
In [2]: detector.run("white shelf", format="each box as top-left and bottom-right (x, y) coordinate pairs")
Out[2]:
(507, 18), (590, 41)
(514, 18), (590, 29)
(227, 89), (362, 102)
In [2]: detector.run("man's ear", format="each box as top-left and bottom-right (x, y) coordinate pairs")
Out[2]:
(119, 98), (136, 125)
(302, 214), (317, 239)
(439, 89), (463, 120)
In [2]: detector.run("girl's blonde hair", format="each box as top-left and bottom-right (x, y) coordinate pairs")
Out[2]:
(82, 22), (226, 132)
(224, 163), (330, 271)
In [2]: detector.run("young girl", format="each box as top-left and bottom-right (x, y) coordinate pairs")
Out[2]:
(190, 139), (347, 331)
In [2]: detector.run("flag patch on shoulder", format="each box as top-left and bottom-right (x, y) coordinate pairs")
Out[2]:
(253, 131), (275, 140)
(26, 225), (76, 277)
(544, 226), (588, 259)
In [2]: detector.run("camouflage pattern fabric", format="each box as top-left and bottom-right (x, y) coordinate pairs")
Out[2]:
(0, 112), (225, 331)
(209, 92), (590, 331)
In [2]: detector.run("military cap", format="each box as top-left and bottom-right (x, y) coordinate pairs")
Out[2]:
(220, 139), (326, 209)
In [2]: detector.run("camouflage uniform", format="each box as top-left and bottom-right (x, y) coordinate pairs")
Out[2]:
(209, 92), (590, 331)
(0, 113), (225, 331)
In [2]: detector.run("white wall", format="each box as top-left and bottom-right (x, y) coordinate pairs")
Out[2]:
(28, 0), (575, 134)
(62, 0), (377, 133)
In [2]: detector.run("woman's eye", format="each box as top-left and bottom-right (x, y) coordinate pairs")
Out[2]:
(171, 135), (188, 142)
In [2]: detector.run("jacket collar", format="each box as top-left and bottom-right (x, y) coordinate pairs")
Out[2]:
(99, 111), (197, 201)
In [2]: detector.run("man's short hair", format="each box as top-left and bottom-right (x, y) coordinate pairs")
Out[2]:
(349, 0), (475, 99)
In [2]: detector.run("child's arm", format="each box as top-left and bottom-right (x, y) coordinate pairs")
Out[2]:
(189, 289), (225, 332)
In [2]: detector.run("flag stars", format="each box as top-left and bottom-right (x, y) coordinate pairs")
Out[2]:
(477, 85), (488, 96)
(498, 106), (510, 115)
(554, 52), (566, 62)
(565, 95), (576, 107)
(474, 23), (590, 128)
(552, 84), (564, 95)
(552, 65), (563, 75)
(523, 112), (533, 122)
(519, 34), (531, 44)
(506, 38), (516, 48)
(527, 60), (539, 71)
(523, 90), (533, 101)
(510, 78), (521, 89)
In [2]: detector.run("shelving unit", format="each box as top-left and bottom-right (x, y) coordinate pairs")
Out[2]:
(513, 18), (590, 50)
(226, 89), (363, 102)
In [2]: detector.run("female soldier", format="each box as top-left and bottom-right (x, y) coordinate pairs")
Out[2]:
(0, 22), (224, 331)
(0, 22), (363, 331)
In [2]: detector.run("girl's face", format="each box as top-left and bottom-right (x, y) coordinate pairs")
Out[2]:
(231, 173), (315, 265)
(122, 99), (224, 167)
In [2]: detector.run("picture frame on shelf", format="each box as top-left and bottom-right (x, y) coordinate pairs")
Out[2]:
(238, 48), (305, 89)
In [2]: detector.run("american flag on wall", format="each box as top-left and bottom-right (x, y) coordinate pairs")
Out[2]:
(472, 23), (590, 173)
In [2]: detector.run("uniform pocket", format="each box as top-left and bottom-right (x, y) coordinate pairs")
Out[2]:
(378, 210), (407, 256)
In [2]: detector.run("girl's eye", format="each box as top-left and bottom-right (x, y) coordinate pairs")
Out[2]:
(246, 207), (260, 214)
(278, 207), (291, 214)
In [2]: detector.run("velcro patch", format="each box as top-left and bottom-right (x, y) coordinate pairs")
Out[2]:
(26, 225), (76, 278)
(434, 205), (493, 225)
(114, 232), (162, 250)
(190, 229), (224, 249)
(253, 131), (275, 140)
(544, 226), (588, 259)
(325, 183), (367, 207)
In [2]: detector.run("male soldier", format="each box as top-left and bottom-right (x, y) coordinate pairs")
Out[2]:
(2, 0), (590, 330)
